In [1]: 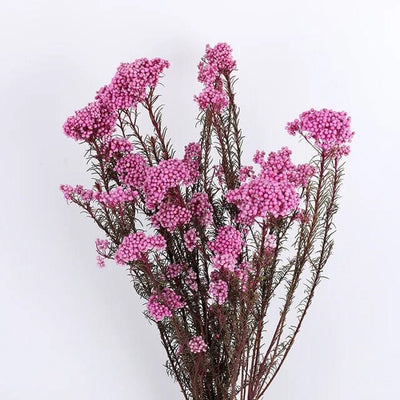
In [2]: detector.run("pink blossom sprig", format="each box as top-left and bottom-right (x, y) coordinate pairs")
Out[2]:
(286, 108), (354, 156)
(194, 42), (236, 112)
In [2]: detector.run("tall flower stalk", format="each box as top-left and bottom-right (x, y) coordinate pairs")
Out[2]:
(61, 43), (354, 400)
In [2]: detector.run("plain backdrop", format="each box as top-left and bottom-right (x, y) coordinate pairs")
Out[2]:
(1, 0), (399, 399)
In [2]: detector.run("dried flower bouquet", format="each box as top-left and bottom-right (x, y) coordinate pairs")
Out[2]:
(61, 43), (354, 400)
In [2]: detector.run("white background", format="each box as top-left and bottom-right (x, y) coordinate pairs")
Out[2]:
(1, 0), (399, 399)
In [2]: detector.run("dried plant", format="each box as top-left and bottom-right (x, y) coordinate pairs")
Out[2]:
(61, 43), (354, 400)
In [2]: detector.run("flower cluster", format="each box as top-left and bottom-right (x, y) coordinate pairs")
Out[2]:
(188, 336), (208, 354)
(185, 269), (198, 291)
(166, 263), (185, 279)
(95, 186), (138, 208)
(209, 226), (243, 273)
(115, 152), (148, 188)
(234, 262), (252, 291)
(63, 100), (116, 142)
(188, 193), (213, 227)
(99, 58), (170, 110)
(60, 184), (138, 208)
(114, 232), (166, 264)
(226, 147), (315, 224)
(194, 43), (236, 112)
(63, 58), (169, 145)
(142, 144), (200, 210)
(151, 202), (191, 232)
(95, 238), (109, 254)
(101, 135), (133, 161)
(204, 43), (236, 74)
(286, 108), (354, 156)
(209, 226), (243, 265)
(238, 166), (255, 182)
(184, 229), (199, 252)
(147, 288), (185, 322)
(209, 279), (228, 304)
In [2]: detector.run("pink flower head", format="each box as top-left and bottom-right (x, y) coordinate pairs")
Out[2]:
(188, 192), (213, 227)
(204, 43), (236, 74)
(185, 268), (198, 291)
(99, 58), (170, 110)
(239, 166), (255, 182)
(115, 152), (148, 188)
(151, 202), (191, 232)
(63, 100), (116, 142)
(114, 232), (166, 264)
(166, 263), (185, 279)
(286, 108), (354, 156)
(194, 85), (229, 112)
(147, 287), (185, 322)
(234, 261), (252, 291)
(209, 279), (228, 304)
(60, 184), (95, 203)
(188, 336), (208, 354)
(226, 148), (315, 224)
(95, 238), (109, 254)
(100, 135), (133, 161)
(209, 226), (243, 258)
(212, 254), (237, 272)
(94, 186), (138, 208)
(143, 147), (200, 210)
(97, 255), (106, 268)
(184, 229), (199, 252)
(194, 43), (236, 112)
(197, 62), (219, 85)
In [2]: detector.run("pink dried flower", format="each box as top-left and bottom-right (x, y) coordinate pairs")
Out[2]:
(99, 58), (170, 110)
(101, 135), (133, 161)
(209, 279), (228, 304)
(212, 254), (237, 272)
(184, 229), (199, 252)
(95, 238), (109, 254)
(239, 166), (255, 182)
(147, 288), (185, 322)
(209, 226), (243, 258)
(197, 62), (219, 85)
(286, 108), (354, 155)
(234, 262), (252, 291)
(60, 184), (94, 203)
(188, 336), (208, 354)
(204, 43), (236, 74)
(63, 100), (116, 142)
(115, 152), (148, 188)
(166, 263), (185, 279)
(226, 148), (315, 224)
(194, 86), (229, 112)
(97, 255), (106, 268)
(151, 202), (191, 232)
(115, 232), (166, 264)
(194, 43), (236, 112)
(94, 186), (138, 208)
(185, 269), (198, 291)
(143, 147), (200, 210)
(189, 192), (213, 227)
